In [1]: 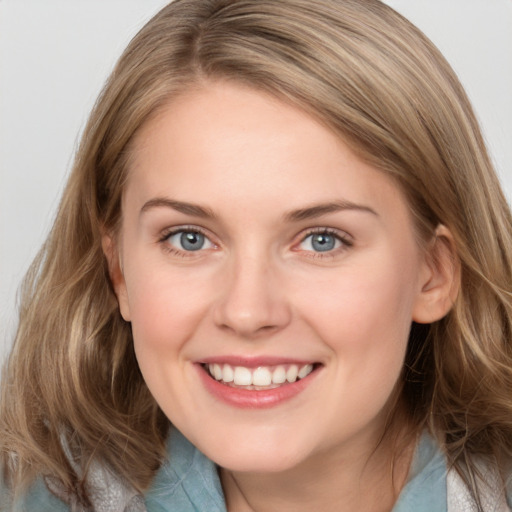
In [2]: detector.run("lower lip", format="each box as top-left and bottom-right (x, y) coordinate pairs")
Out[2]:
(196, 364), (318, 409)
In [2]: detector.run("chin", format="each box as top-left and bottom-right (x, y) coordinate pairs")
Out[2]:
(200, 435), (313, 474)
(217, 454), (305, 474)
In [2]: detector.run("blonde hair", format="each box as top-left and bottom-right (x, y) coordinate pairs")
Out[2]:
(2, 0), (512, 506)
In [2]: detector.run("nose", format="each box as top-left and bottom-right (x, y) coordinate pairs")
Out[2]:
(213, 252), (292, 339)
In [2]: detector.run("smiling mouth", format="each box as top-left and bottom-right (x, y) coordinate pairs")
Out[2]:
(202, 362), (318, 390)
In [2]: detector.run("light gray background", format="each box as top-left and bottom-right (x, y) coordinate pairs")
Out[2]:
(1, 0), (511, 365)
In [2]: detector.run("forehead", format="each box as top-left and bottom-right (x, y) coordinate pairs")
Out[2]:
(125, 81), (411, 227)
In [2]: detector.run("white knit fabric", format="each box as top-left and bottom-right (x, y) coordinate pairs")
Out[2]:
(46, 459), (146, 512)
(49, 437), (510, 512)
(447, 462), (511, 512)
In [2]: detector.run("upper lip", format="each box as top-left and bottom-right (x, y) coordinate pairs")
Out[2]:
(198, 356), (319, 368)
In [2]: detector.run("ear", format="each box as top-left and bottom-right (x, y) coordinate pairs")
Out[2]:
(412, 225), (460, 324)
(101, 233), (131, 322)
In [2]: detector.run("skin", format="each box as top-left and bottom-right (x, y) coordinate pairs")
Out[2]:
(105, 81), (457, 511)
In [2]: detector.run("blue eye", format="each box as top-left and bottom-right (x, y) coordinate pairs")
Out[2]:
(166, 230), (213, 252)
(300, 232), (343, 252)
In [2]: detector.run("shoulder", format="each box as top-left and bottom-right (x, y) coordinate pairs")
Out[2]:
(0, 477), (70, 512)
(393, 432), (448, 512)
(448, 458), (512, 512)
(393, 432), (512, 512)
(144, 426), (226, 512)
(1, 428), (225, 512)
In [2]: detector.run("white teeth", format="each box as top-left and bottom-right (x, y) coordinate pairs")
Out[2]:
(206, 363), (315, 387)
(298, 364), (313, 379)
(272, 366), (287, 384)
(286, 365), (298, 383)
(213, 363), (223, 381)
(252, 367), (272, 386)
(222, 364), (234, 383)
(233, 366), (252, 386)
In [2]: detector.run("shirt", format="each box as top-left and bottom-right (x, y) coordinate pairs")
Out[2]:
(6, 428), (448, 511)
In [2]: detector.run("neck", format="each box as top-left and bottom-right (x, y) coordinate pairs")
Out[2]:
(220, 424), (417, 512)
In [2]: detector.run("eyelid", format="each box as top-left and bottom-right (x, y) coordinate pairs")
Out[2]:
(293, 227), (353, 255)
(158, 225), (218, 255)
(156, 225), (352, 258)
(158, 224), (210, 242)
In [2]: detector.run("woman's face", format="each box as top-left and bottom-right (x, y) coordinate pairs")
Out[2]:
(111, 81), (434, 473)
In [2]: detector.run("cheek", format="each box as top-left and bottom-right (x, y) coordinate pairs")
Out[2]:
(292, 249), (420, 388)
(123, 262), (219, 407)
(298, 257), (417, 339)
(123, 259), (216, 356)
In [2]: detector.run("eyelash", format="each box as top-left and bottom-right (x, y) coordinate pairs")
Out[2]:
(296, 228), (353, 258)
(157, 226), (353, 258)
(158, 226), (214, 257)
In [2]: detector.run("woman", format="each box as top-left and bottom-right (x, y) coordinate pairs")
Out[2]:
(1, 1), (511, 510)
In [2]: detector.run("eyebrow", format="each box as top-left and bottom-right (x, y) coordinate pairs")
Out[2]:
(140, 197), (377, 222)
(283, 201), (378, 222)
(140, 198), (216, 219)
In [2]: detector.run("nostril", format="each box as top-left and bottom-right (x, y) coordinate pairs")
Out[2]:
(216, 321), (281, 339)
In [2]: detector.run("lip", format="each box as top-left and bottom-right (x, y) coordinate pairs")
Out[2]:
(199, 355), (316, 368)
(195, 360), (320, 409)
